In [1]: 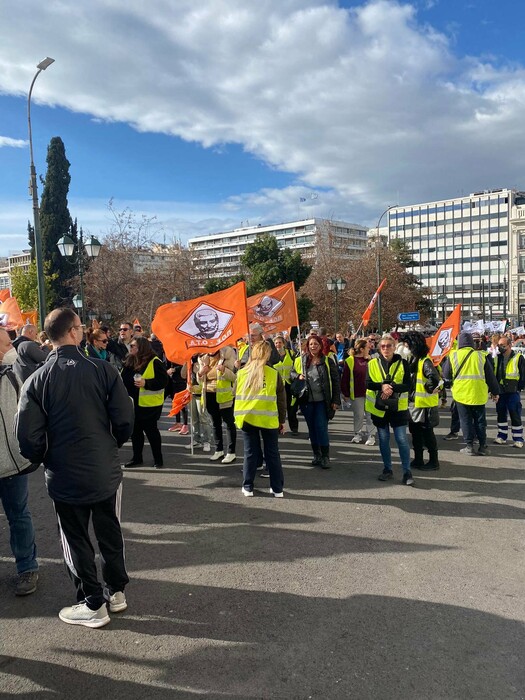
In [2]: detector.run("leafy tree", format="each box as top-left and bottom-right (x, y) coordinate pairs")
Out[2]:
(38, 136), (76, 308)
(241, 233), (312, 295)
(10, 261), (58, 312)
(203, 275), (244, 295)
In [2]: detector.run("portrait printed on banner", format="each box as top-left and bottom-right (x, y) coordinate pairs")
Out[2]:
(253, 295), (283, 319)
(178, 303), (233, 340)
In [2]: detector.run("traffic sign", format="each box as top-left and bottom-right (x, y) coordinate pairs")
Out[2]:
(398, 311), (420, 322)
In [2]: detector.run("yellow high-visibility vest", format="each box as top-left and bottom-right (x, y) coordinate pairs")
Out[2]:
(365, 357), (408, 417)
(138, 357), (165, 408)
(414, 357), (439, 408)
(216, 376), (234, 404)
(450, 348), (488, 405)
(344, 355), (355, 400)
(234, 365), (279, 429)
(274, 350), (294, 384)
(495, 353), (520, 392)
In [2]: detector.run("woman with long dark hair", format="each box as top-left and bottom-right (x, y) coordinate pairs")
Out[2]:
(403, 331), (441, 470)
(291, 335), (340, 468)
(121, 337), (168, 469)
(366, 334), (413, 485)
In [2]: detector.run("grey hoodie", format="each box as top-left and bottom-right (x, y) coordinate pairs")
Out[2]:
(0, 366), (33, 479)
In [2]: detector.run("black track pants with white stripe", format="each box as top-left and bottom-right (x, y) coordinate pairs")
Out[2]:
(54, 484), (129, 610)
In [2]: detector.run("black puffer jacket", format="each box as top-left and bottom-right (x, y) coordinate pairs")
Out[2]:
(16, 345), (134, 505)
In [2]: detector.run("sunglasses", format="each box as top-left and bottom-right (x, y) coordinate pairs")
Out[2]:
(380, 344), (394, 348)
(100, 339), (108, 344)
(119, 328), (130, 332)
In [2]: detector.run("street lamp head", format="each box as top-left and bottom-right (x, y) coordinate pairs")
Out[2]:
(326, 280), (335, 292)
(336, 278), (347, 291)
(84, 235), (102, 259)
(37, 57), (55, 71)
(72, 294), (83, 309)
(56, 234), (75, 258)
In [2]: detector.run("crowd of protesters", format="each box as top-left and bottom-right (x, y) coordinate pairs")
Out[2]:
(1, 312), (524, 629)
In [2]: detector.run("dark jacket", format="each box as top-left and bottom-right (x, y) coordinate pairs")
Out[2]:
(408, 356), (441, 400)
(121, 357), (169, 417)
(13, 340), (49, 384)
(16, 345), (134, 505)
(495, 350), (525, 393)
(291, 354), (341, 407)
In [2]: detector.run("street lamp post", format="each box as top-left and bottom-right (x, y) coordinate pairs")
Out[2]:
(326, 278), (346, 332)
(375, 204), (398, 333)
(28, 57), (55, 327)
(497, 256), (508, 320)
(57, 230), (102, 324)
(437, 291), (449, 325)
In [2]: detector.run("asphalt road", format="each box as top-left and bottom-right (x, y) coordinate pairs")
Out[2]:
(1, 403), (524, 699)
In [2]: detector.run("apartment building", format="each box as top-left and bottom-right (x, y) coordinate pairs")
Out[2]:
(189, 218), (368, 283)
(388, 189), (525, 323)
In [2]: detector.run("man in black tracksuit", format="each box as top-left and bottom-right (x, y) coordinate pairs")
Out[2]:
(16, 308), (134, 628)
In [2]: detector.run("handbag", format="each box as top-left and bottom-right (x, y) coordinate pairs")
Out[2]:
(374, 359), (401, 412)
(290, 376), (308, 402)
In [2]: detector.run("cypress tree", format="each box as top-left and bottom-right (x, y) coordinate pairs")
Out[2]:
(39, 136), (77, 307)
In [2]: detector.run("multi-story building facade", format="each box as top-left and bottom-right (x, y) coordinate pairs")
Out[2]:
(388, 189), (525, 323)
(189, 218), (368, 283)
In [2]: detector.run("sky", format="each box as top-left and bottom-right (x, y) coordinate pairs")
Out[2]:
(1, 0), (525, 256)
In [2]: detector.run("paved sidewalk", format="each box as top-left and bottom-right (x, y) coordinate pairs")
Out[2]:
(1, 405), (524, 698)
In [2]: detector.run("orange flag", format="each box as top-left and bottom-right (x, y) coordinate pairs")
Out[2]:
(427, 304), (462, 365)
(0, 289), (11, 303)
(247, 282), (299, 333)
(152, 281), (249, 364)
(362, 278), (386, 327)
(0, 297), (25, 330)
(21, 310), (38, 327)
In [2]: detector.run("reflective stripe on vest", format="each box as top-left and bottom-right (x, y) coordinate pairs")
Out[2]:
(414, 357), (439, 408)
(216, 377), (234, 404)
(234, 365), (279, 429)
(497, 354), (520, 381)
(274, 350), (294, 384)
(450, 349), (488, 405)
(365, 357), (409, 417)
(138, 357), (165, 408)
(344, 356), (355, 400)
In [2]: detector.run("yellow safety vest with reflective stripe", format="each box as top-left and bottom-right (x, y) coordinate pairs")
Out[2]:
(274, 350), (294, 384)
(292, 355), (333, 398)
(414, 357), (439, 408)
(344, 356), (355, 400)
(365, 357), (409, 417)
(234, 365), (279, 429)
(450, 348), (487, 405)
(216, 375), (234, 404)
(495, 353), (520, 392)
(138, 357), (165, 408)
(238, 344), (250, 363)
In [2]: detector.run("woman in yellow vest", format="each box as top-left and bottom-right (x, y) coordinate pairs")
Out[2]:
(234, 341), (286, 497)
(291, 335), (341, 468)
(121, 337), (169, 469)
(273, 335), (299, 434)
(365, 334), (413, 485)
(403, 331), (441, 471)
(341, 339), (376, 445)
(199, 345), (237, 463)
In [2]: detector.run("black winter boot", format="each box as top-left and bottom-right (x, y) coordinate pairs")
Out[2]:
(421, 450), (440, 470)
(410, 453), (425, 468)
(320, 445), (331, 469)
(311, 444), (322, 466)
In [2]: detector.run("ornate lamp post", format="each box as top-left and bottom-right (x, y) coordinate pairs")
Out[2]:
(57, 230), (102, 324)
(326, 278), (347, 332)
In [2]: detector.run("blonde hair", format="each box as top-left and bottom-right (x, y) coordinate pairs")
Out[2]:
(243, 341), (271, 392)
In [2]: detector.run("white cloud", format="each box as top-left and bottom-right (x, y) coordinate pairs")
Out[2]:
(0, 0), (524, 237)
(0, 136), (28, 148)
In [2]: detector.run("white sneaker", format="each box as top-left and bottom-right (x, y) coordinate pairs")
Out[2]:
(351, 435), (363, 444)
(210, 451), (224, 461)
(202, 442), (211, 452)
(241, 487), (253, 497)
(184, 442), (202, 450)
(269, 489), (284, 498)
(222, 453), (236, 464)
(58, 602), (110, 628)
(513, 441), (524, 449)
(365, 436), (376, 446)
(104, 589), (127, 613)
(493, 437), (506, 445)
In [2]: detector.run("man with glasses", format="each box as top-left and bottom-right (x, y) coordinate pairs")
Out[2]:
(108, 322), (134, 370)
(16, 308), (134, 628)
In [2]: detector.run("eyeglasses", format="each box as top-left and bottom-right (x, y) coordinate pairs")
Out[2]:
(120, 328), (130, 332)
(380, 344), (393, 348)
(100, 339), (109, 344)
(70, 325), (82, 331)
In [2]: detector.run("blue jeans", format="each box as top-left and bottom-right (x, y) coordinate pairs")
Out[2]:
(0, 474), (38, 574)
(301, 401), (329, 447)
(377, 424), (411, 473)
(496, 393), (523, 442)
(456, 402), (486, 447)
(242, 423), (284, 494)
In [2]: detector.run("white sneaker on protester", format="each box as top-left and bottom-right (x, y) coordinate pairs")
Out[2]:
(58, 602), (110, 628)
(202, 442), (211, 452)
(104, 589), (127, 613)
(184, 442), (202, 450)
(269, 488), (284, 498)
(241, 487), (253, 497)
(493, 437), (506, 445)
(351, 435), (363, 444)
(222, 453), (236, 464)
(210, 451), (224, 461)
(365, 436), (376, 446)
(514, 441), (524, 449)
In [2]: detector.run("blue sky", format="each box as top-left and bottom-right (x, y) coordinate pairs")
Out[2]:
(1, 0), (525, 255)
